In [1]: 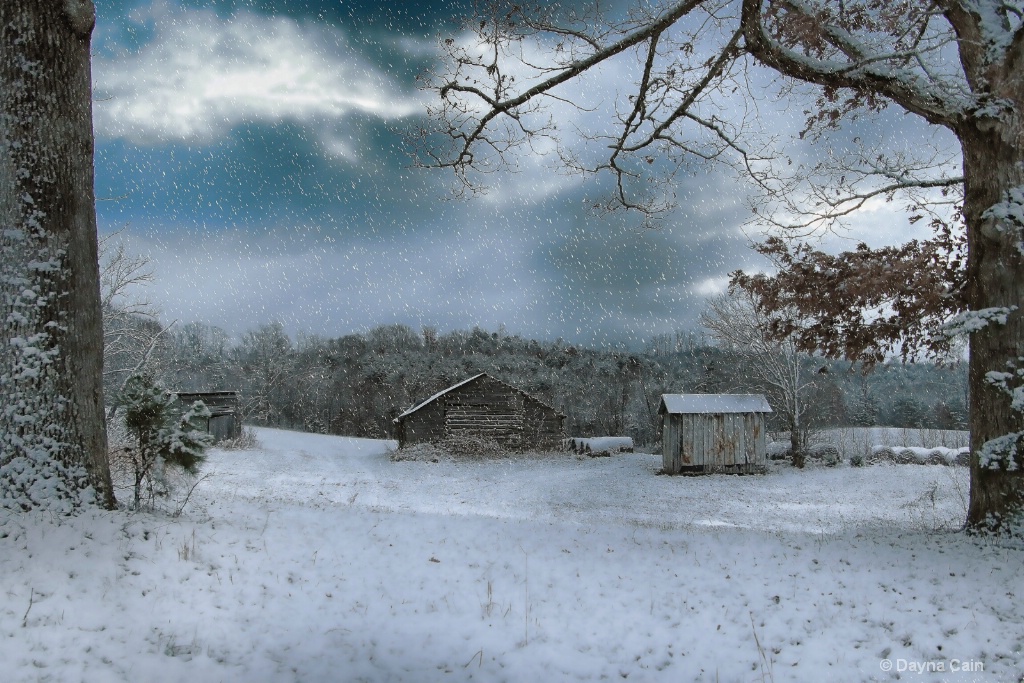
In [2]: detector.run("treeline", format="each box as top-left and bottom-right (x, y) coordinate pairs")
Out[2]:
(108, 319), (968, 447)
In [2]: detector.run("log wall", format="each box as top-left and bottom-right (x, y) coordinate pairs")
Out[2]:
(397, 375), (563, 450)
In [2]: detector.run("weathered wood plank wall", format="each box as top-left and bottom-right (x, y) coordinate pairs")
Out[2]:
(661, 409), (767, 474)
(396, 374), (564, 450)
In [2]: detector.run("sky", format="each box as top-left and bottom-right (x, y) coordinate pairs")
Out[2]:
(91, 0), (952, 347)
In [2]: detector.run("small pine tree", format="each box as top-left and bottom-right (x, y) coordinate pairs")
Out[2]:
(119, 373), (213, 510)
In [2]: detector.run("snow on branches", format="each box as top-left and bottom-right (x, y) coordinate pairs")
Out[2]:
(942, 306), (1017, 338)
(982, 185), (1024, 256)
(981, 359), (1024, 471)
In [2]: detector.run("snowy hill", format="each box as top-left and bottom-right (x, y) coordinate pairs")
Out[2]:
(1, 427), (1019, 682)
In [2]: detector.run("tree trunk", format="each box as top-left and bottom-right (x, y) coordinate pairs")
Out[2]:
(0, 0), (114, 511)
(788, 417), (805, 468)
(960, 117), (1024, 532)
(133, 469), (143, 511)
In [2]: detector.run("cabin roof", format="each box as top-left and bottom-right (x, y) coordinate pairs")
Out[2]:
(659, 393), (772, 415)
(396, 373), (487, 420)
(395, 373), (563, 422)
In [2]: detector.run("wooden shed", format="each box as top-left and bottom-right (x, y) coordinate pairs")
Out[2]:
(659, 394), (772, 474)
(394, 373), (565, 450)
(175, 390), (242, 443)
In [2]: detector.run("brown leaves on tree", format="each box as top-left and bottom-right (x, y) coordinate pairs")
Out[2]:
(731, 216), (967, 366)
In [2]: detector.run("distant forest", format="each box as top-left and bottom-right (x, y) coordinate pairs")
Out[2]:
(110, 319), (968, 448)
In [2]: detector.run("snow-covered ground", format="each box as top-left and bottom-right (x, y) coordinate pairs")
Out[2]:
(1, 427), (1021, 682)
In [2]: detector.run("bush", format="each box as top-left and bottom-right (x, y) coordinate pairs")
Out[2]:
(766, 442), (791, 461)
(808, 443), (841, 466)
(218, 427), (260, 451)
(116, 373), (213, 510)
(441, 433), (510, 458)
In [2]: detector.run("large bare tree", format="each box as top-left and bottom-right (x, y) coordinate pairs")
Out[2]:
(418, 0), (1024, 531)
(0, 0), (114, 511)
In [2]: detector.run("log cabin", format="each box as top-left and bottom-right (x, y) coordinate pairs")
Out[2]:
(394, 373), (564, 451)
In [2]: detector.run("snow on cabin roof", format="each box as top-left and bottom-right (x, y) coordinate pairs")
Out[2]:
(395, 373), (487, 421)
(395, 373), (564, 422)
(659, 394), (772, 415)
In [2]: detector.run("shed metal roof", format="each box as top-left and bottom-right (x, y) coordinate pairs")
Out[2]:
(659, 393), (772, 415)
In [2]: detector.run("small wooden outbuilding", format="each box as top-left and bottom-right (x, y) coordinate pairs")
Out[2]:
(394, 373), (564, 450)
(659, 394), (772, 474)
(175, 390), (242, 443)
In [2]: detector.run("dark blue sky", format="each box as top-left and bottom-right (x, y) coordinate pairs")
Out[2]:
(91, 0), (934, 346)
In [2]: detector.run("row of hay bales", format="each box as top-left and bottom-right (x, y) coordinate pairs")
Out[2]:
(867, 445), (970, 466)
(767, 442), (971, 466)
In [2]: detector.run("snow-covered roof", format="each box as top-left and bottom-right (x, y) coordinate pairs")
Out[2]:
(659, 394), (772, 415)
(395, 373), (487, 421)
(395, 373), (565, 422)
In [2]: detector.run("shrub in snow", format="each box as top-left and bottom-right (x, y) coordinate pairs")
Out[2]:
(217, 427), (260, 451)
(441, 434), (510, 458)
(768, 441), (839, 466)
(115, 373), (213, 510)
(766, 441), (791, 461)
(807, 443), (841, 466)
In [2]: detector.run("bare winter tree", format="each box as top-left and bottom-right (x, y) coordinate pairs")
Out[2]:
(700, 290), (816, 466)
(99, 232), (175, 421)
(419, 0), (1024, 532)
(0, 0), (114, 511)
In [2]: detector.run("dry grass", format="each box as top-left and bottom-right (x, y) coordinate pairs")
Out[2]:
(217, 427), (260, 451)
(390, 435), (571, 462)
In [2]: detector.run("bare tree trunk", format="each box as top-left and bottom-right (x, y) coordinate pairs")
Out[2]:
(0, 0), (114, 510)
(961, 122), (1024, 531)
(133, 468), (143, 511)
(789, 418), (805, 469)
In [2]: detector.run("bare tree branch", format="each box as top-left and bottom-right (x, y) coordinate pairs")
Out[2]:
(740, 0), (964, 129)
(417, 0), (967, 226)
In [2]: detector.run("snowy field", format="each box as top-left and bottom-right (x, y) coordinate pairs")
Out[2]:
(2, 427), (1021, 683)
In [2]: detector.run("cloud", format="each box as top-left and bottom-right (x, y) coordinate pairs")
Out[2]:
(93, 8), (424, 145)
